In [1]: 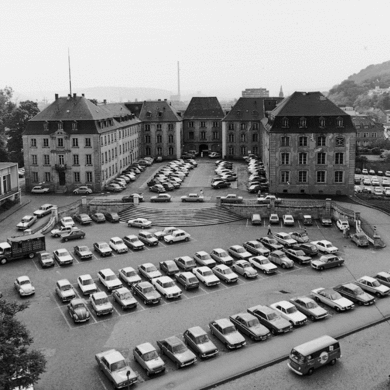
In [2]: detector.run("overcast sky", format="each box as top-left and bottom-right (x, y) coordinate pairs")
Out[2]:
(1, 0), (388, 100)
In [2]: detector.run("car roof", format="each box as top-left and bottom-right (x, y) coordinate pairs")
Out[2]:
(214, 318), (233, 328)
(230, 245), (242, 249)
(115, 287), (130, 294)
(17, 275), (30, 282)
(100, 268), (115, 276)
(376, 271), (390, 277)
(92, 291), (108, 299)
(293, 296), (313, 303)
(79, 274), (93, 280)
(187, 326), (207, 337)
(141, 262), (154, 267)
(138, 281), (152, 288)
(215, 264), (229, 270)
(155, 276), (172, 283)
(273, 300), (293, 308)
(196, 251), (208, 256)
(165, 336), (182, 346)
(195, 266), (211, 272)
(251, 305), (274, 314)
(136, 342), (156, 354)
(359, 276), (374, 282)
(232, 312), (254, 321)
(110, 236), (122, 241)
(70, 298), (85, 305)
(104, 350), (125, 365)
(57, 279), (71, 286)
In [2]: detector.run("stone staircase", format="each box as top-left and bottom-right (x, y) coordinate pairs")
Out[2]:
(119, 204), (245, 227)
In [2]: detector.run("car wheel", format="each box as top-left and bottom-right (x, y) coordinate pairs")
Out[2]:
(81, 235), (85, 239)
(307, 368), (314, 376)
(146, 371), (151, 377)
(175, 361), (181, 369)
(376, 292), (382, 297)
(185, 237), (189, 242)
(314, 297), (320, 302)
(309, 315), (316, 321)
(28, 252), (35, 259)
(330, 359), (337, 366)
(335, 307), (341, 312)
(337, 263), (341, 267)
(64, 238), (69, 242)
(244, 273), (248, 279)
(281, 263), (286, 269)
(184, 285), (188, 290)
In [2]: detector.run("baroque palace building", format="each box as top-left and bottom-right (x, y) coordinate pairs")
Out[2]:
(261, 92), (356, 196)
(23, 94), (141, 193)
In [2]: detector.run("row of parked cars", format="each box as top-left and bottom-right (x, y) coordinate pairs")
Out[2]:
(246, 157), (269, 194)
(147, 159), (197, 193)
(210, 160), (236, 189)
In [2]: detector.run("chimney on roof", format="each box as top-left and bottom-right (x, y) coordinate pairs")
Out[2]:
(104, 99), (107, 105)
(164, 99), (167, 101)
(158, 99), (161, 101)
(73, 93), (76, 98)
(82, 93), (85, 97)
(55, 94), (59, 100)
(67, 94), (71, 100)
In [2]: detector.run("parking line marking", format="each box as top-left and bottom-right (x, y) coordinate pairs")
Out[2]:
(52, 293), (72, 329)
(32, 259), (41, 272)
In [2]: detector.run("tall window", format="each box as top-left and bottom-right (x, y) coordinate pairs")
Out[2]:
(74, 172), (80, 182)
(32, 155), (38, 165)
(72, 138), (78, 147)
(212, 131), (219, 140)
(319, 117), (326, 128)
(32, 172), (38, 182)
(337, 117), (344, 127)
(168, 123), (174, 130)
(299, 136), (307, 146)
(59, 155), (65, 165)
(240, 133), (246, 142)
(188, 122), (194, 128)
(86, 172), (93, 182)
(188, 132), (194, 140)
(281, 153), (290, 165)
(240, 123), (246, 130)
(298, 152), (307, 165)
(252, 133), (258, 142)
(44, 172), (51, 182)
(281, 171), (290, 183)
(253, 123), (259, 130)
(72, 121), (77, 131)
(317, 152), (326, 164)
(57, 138), (64, 147)
(228, 123), (234, 130)
(146, 146), (151, 156)
(200, 121), (206, 128)
(317, 136), (326, 146)
(228, 146), (234, 155)
(335, 153), (344, 164)
(145, 135), (151, 143)
(298, 171), (307, 183)
(157, 147), (162, 155)
(317, 171), (326, 183)
(31, 139), (37, 147)
(299, 117), (307, 128)
(157, 124), (162, 131)
(372, 132), (377, 138)
(281, 136), (290, 146)
(252, 146), (258, 154)
(84, 138), (91, 147)
(228, 133), (234, 142)
(168, 146), (174, 155)
(168, 134), (173, 143)
(43, 138), (49, 147)
(335, 171), (344, 183)
(58, 121), (63, 130)
(282, 117), (289, 128)
(86, 155), (92, 165)
(200, 131), (206, 140)
(73, 155), (79, 165)
(43, 155), (50, 165)
(240, 146), (246, 155)
(145, 124), (150, 131)
(213, 122), (219, 128)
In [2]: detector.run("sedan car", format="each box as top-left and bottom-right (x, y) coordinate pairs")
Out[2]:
(74, 213), (92, 225)
(90, 291), (113, 316)
(152, 276), (182, 299)
(311, 287), (354, 312)
(14, 276), (35, 297)
(109, 237), (128, 254)
(211, 180), (231, 189)
(133, 342), (166, 376)
(175, 272), (200, 290)
(228, 245), (252, 260)
(73, 245), (93, 260)
(33, 203), (55, 218)
(258, 237), (283, 251)
(181, 193), (204, 202)
(55, 279), (76, 302)
(269, 214), (280, 224)
(174, 256), (197, 272)
(282, 214), (295, 226)
(123, 235), (145, 250)
(131, 281), (161, 305)
(157, 336), (197, 369)
(292, 243), (318, 257)
(334, 283), (375, 306)
(149, 184), (166, 193)
(89, 212), (106, 223)
(232, 260), (258, 279)
(274, 232), (297, 248)
(159, 260), (180, 276)
(151, 193), (172, 203)
(31, 185), (50, 194)
(229, 313), (271, 341)
(374, 272), (390, 288)
(138, 263), (162, 281)
(354, 276), (390, 297)
(77, 274), (98, 296)
(97, 268), (122, 291)
(212, 264), (238, 283)
(209, 318), (246, 349)
(112, 287), (138, 310)
(118, 267), (142, 286)
(17, 215), (37, 230)
(73, 186), (92, 195)
(311, 240), (338, 254)
(193, 266), (221, 287)
(336, 218), (350, 231)
(122, 193), (145, 203)
(249, 256), (278, 274)
(105, 183), (123, 192)
(128, 218), (152, 229)
(311, 254), (344, 271)
(269, 301), (307, 326)
(67, 298), (91, 323)
(60, 216), (75, 228)
(283, 248), (311, 265)
(183, 326), (219, 359)
(104, 212), (120, 223)
(289, 296), (329, 321)
(268, 250), (294, 269)
(350, 232), (369, 247)
(93, 242), (113, 257)
(61, 228), (85, 242)
(289, 231), (309, 243)
(53, 248), (73, 266)
(193, 251), (216, 268)
(210, 248), (234, 266)
(37, 251), (55, 268)
(243, 241), (270, 257)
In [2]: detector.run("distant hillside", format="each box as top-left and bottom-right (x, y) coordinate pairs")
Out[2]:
(348, 60), (390, 85)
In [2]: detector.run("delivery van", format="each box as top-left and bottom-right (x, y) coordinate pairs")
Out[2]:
(288, 335), (341, 376)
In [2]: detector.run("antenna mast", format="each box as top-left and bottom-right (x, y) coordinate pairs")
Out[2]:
(177, 61), (180, 101)
(68, 48), (72, 96)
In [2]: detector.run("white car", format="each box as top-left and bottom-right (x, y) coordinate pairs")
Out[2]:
(354, 276), (390, 297)
(127, 218), (152, 228)
(269, 301), (307, 326)
(282, 215), (295, 226)
(210, 248), (234, 266)
(33, 203), (55, 218)
(273, 232), (297, 247)
(163, 229), (191, 244)
(118, 267), (142, 286)
(97, 268), (123, 291)
(193, 266), (220, 287)
(152, 276), (182, 299)
(228, 245), (252, 260)
(109, 237), (128, 254)
(14, 276), (35, 296)
(382, 178), (390, 186)
(193, 251), (216, 268)
(138, 263), (162, 281)
(311, 287), (354, 312)
(212, 264), (238, 283)
(17, 215), (37, 230)
(77, 274), (98, 295)
(53, 248), (74, 266)
(61, 216), (75, 228)
(31, 185), (50, 194)
(249, 256), (278, 274)
(311, 240), (338, 254)
(336, 219), (349, 231)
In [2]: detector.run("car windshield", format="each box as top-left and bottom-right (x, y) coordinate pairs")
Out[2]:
(73, 303), (84, 309)
(252, 243), (261, 248)
(21, 217), (30, 222)
(330, 292), (342, 300)
(295, 250), (305, 256)
(41, 254), (50, 260)
(223, 269), (232, 274)
(59, 252), (69, 257)
(143, 287), (153, 294)
(61, 285), (71, 291)
(142, 351), (159, 361)
(79, 246), (89, 252)
(146, 266), (157, 272)
(120, 292), (132, 300)
(163, 281), (175, 288)
(106, 275), (116, 281)
(306, 301), (317, 309)
(260, 259), (269, 264)
(199, 254), (211, 260)
(82, 279), (93, 285)
(268, 313), (277, 321)
(125, 270), (136, 277)
(172, 343), (186, 353)
(145, 234), (153, 239)
(247, 319), (259, 327)
(19, 279), (29, 285)
(111, 359), (126, 371)
(371, 280), (381, 287)
(203, 270), (212, 277)
(222, 326), (236, 335)
(218, 251), (228, 257)
(195, 335), (209, 344)
(188, 277), (197, 283)
(100, 244), (109, 249)
(129, 238), (137, 242)
(235, 248), (245, 253)
(286, 306), (297, 314)
(96, 297), (109, 305)
(354, 288), (364, 295)
(241, 263), (249, 268)
(269, 239), (277, 244)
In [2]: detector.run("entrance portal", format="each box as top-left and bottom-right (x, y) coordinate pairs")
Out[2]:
(59, 171), (66, 186)
(199, 144), (209, 157)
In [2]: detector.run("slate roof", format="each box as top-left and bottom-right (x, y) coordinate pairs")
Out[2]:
(270, 92), (348, 117)
(223, 97), (283, 121)
(137, 100), (181, 122)
(183, 97), (224, 120)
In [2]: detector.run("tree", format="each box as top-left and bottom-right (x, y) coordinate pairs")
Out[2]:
(5, 100), (39, 167)
(0, 87), (16, 162)
(0, 299), (46, 390)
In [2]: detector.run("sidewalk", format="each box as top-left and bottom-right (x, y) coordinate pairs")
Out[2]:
(0, 198), (31, 223)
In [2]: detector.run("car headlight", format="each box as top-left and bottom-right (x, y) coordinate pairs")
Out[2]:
(74, 314), (79, 319)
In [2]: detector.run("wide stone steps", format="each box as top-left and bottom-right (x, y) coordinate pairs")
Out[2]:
(118, 204), (245, 227)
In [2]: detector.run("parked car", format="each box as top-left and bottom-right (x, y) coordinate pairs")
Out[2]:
(257, 195), (282, 204)
(336, 218), (349, 231)
(193, 266), (221, 287)
(289, 296), (329, 321)
(289, 231), (309, 243)
(268, 250), (294, 269)
(157, 336), (197, 369)
(149, 184), (166, 193)
(292, 242), (318, 257)
(138, 263), (162, 281)
(53, 248), (73, 266)
(104, 212), (120, 223)
(183, 326), (218, 359)
(283, 248), (311, 265)
(181, 193), (204, 202)
(333, 283), (375, 306)
(138, 231), (159, 246)
(229, 312), (271, 341)
(354, 276), (390, 297)
(14, 276), (35, 297)
(133, 342), (165, 376)
(123, 235), (145, 250)
(73, 245), (92, 260)
(33, 203), (55, 218)
(17, 215), (37, 230)
(282, 215), (295, 226)
(112, 287), (137, 310)
(249, 256), (277, 274)
(302, 215), (313, 225)
(274, 232), (297, 248)
(269, 301), (307, 327)
(73, 186), (92, 195)
(243, 241), (270, 257)
(193, 251), (216, 268)
(128, 218), (152, 229)
(311, 288), (354, 312)
(350, 232), (369, 247)
(152, 276), (182, 299)
(37, 251), (55, 268)
(209, 318), (246, 350)
(232, 260), (258, 278)
(320, 215), (332, 226)
(373, 272), (390, 287)
(210, 248), (234, 266)
(55, 279), (76, 302)
(228, 245), (252, 260)
(109, 237), (128, 254)
(77, 274), (98, 295)
(31, 185), (50, 194)
(164, 229), (191, 244)
(90, 212), (106, 223)
(122, 193), (144, 203)
(61, 228), (85, 242)
(105, 183), (123, 192)
(61, 216), (75, 228)
(51, 225), (75, 238)
(67, 298), (91, 323)
(311, 240), (338, 254)
(258, 237), (283, 251)
(220, 194), (243, 204)
(97, 268), (122, 291)
(74, 213), (92, 225)
(211, 180), (231, 189)
(269, 214), (280, 224)
(311, 254), (344, 270)
(159, 260), (180, 276)
(212, 264), (238, 283)
(118, 267), (142, 286)
(93, 241), (113, 257)
(90, 291), (114, 316)
(175, 272), (199, 290)
(151, 193), (172, 203)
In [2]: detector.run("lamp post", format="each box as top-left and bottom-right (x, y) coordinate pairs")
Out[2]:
(126, 370), (131, 390)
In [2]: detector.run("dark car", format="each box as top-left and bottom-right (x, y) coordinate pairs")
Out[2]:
(74, 213), (92, 225)
(161, 182), (175, 191)
(149, 185), (166, 193)
(93, 242), (113, 257)
(311, 254), (344, 271)
(104, 212), (120, 223)
(61, 229), (86, 242)
(73, 245), (93, 260)
(159, 260), (180, 276)
(67, 298), (91, 323)
(292, 243), (318, 257)
(283, 248), (311, 265)
(131, 282), (161, 305)
(211, 180), (231, 189)
(183, 326), (218, 359)
(229, 313), (271, 341)
(333, 283), (375, 306)
(122, 194), (145, 203)
(89, 212), (106, 223)
(175, 272), (200, 290)
(258, 237), (283, 251)
(247, 305), (293, 335)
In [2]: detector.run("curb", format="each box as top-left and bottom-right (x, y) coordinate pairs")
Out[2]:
(199, 313), (390, 390)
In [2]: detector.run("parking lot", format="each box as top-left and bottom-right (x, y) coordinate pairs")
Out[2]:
(2, 161), (390, 390)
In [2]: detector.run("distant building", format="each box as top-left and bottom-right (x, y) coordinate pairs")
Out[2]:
(279, 86), (284, 98)
(350, 115), (384, 146)
(182, 97), (225, 155)
(262, 92), (356, 196)
(242, 88), (269, 98)
(23, 94), (141, 193)
(367, 86), (390, 97)
(0, 162), (20, 207)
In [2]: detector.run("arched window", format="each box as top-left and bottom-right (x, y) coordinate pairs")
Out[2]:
(168, 134), (173, 143)
(228, 133), (234, 142)
(252, 133), (258, 142)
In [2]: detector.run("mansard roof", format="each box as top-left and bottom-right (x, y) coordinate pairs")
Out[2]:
(183, 97), (224, 120)
(135, 100), (181, 122)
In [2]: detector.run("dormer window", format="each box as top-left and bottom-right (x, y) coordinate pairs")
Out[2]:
(299, 117), (307, 128)
(282, 117), (289, 128)
(146, 111), (152, 118)
(158, 111), (162, 117)
(43, 121), (49, 131)
(337, 117), (344, 127)
(319, 117), (326, 128)
(236, 110), (241, 117)
(58, 121), (63, 130)
(72, 121), (77, 131)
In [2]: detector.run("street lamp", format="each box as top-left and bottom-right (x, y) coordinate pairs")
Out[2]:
(126, 370), (131, 390)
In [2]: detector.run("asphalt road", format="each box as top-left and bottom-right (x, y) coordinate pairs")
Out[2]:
(1, 160), (390, 390)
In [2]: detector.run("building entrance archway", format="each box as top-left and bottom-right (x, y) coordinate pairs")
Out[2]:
(199, 144), (209, 157)
(59, 172), (66, 186)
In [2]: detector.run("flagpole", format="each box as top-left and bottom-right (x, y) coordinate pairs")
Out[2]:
(68, 48), (72, 96)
